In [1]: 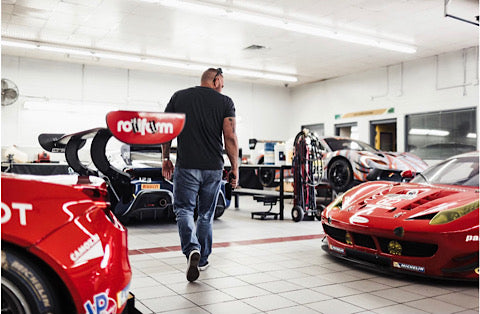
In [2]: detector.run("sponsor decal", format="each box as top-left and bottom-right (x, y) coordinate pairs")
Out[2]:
(141, 183), (161, 190)
(70, 234), (104, 267)
(362, 190), (420, 212)
(106, 111), (185, 145)
(364, 198), (397, 210)
(349, 215), (369, 224)
(465, 235), (479, 242)
(117, 283), (130, 309)
(1, 202), (33, 226)
(117, 118), (173, 136)
(384, 190), (419, 200)
(392, 261), (425, 273)
(84, 292), (117, 314)
(329, 244), (345, 254)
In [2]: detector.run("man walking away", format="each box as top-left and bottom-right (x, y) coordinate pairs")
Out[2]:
(162, 68), (239, 282)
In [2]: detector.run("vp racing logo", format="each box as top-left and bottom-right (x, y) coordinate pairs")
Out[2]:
(84, 292), (117, 314)
(117, 118), (173, 136)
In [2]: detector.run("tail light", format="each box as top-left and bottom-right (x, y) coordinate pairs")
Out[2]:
(75, 184), (124, 228)
(77, 185), (109, 201)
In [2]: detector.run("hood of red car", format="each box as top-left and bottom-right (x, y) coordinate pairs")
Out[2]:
(325, 181), (478, 224)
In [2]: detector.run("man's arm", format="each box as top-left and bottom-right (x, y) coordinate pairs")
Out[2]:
(223, 117), (239, 188)
(162, 141), (174, 180)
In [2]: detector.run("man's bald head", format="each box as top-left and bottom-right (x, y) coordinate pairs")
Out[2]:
(201, 68), (224, 92)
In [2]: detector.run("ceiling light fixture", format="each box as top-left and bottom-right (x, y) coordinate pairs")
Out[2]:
(147, 0), (416, 54)
(1, 39), (298, 82)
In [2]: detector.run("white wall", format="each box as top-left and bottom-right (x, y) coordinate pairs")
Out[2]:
(288, 46), (479, 152)
(2, 46), (478, 162)
(1, 55), (291, 160)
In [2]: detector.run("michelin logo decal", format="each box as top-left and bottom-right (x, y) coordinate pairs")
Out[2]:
(393, 261), (425, 273)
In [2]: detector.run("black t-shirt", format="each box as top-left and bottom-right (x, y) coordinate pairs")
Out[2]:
(164, 86), (236, 170)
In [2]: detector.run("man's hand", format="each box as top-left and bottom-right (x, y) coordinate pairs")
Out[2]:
(228, 169), (238, 189)
(223, 116), (239, 189)
(162, 160), (174, 180)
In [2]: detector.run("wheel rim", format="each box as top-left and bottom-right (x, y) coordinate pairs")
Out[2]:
(1, 278), (31, 314)
(331, 163), (349, 188)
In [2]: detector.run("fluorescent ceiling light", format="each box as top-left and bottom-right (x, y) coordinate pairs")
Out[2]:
(467, 133), (477, 138)
(145, 0), (416, 54)
(409, 128), (450, 136)
(1, 39), (297, 82)
(225, 68), (297, 82)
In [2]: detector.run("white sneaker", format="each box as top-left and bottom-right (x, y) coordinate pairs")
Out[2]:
(186, 250), (200, 282)
(198, 261), (209, 271)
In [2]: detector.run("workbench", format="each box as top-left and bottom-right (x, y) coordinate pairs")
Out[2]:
(230, 164), (294, 220)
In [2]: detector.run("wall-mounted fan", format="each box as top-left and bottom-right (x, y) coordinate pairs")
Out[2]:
(2, 78), (19, 106)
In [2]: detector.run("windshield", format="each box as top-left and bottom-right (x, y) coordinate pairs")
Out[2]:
(411, 155), (479, 187)
(324, 138), (377, 153)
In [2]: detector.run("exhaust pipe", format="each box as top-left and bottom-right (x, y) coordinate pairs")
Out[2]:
(158, 198), (169, 209)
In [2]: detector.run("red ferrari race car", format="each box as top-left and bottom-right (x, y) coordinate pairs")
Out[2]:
(321, 151), (479, 281)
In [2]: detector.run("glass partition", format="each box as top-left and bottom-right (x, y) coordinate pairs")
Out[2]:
(406, 107), (477, 161)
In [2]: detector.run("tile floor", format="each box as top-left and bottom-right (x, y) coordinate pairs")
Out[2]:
(126, 196), (479, 314)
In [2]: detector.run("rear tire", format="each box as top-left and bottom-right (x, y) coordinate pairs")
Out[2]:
(1, 248), (63, 314)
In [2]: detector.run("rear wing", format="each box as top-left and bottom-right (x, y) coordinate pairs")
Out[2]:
(106, 111), (185, 145)
(38, 111), (185, 179)
(38, 128), (104, 176)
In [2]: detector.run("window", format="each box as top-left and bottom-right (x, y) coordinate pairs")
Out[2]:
(335, 122), (358, 139)
(406, 108), (477, 160)
(301, 123), (324, 137)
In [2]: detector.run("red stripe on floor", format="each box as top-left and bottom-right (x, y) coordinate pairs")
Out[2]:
(128, 233), (325, 255)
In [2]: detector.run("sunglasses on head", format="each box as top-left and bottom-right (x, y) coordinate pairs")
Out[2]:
(213, 68), (223, 83)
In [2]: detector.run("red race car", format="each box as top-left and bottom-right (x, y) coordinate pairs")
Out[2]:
(321, 151), (479, 281)
(1, 174), (140, 313)
(2, 111), (183, 313)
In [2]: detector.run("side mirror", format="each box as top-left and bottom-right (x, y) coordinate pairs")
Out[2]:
(400, 169), (416, 181)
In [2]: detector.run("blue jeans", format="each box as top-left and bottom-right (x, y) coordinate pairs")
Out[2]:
(173, 167), (222, 265)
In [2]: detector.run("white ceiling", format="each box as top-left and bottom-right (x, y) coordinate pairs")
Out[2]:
(1, 0), (479, 86)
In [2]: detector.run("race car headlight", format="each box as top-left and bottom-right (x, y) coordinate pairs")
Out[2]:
(388, 240), (402, 255)
(326, 193), (344, 211)
(429, 200), (478, 225)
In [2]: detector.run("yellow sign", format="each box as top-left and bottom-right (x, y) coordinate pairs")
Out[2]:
(141, 184), (160, 190)
(335, 107), (394, 119)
